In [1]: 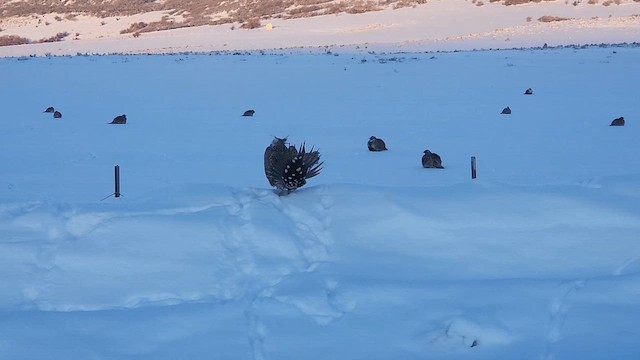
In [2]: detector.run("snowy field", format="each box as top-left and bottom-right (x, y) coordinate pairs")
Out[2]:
(1, 45), (639, 359)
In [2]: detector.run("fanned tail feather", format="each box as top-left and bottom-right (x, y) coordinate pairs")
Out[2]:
(299, 143), (323, 179)
(264, 137), (323, 194)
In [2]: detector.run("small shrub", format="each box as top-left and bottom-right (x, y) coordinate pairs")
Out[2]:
(37, 32), (69, 43)
(538, 15), (572, 22)
(287, 4), (324, 16)
(240, 18), (261, 29)
(0, 35), (31, 46)
(493, 0), (558, 4)
(120, 21), (148, 34)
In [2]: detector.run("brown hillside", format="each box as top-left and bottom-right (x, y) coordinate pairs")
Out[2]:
(0, 0), (428, 33)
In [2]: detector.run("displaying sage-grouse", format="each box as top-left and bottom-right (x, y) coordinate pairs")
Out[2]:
(243, 110), (255, 117)
(610, 116), (625, 126)
(368, 136), (387, 151)
(501, 106), (512, 115)
(110, 114), (127, 124)
(422, 150), (444, 169)
(264, 137), (323, 195)
(53, 110), (62, 118)
(44, 107), (55, 113)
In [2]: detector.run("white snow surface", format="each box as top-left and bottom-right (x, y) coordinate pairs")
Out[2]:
(1, 46), (640, 359)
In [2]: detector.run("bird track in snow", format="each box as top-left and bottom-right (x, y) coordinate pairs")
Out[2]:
(543, 279), (586, 360)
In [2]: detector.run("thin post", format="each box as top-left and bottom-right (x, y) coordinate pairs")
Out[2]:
(114, 165), (121, 198)
(471, 156), (477, 179)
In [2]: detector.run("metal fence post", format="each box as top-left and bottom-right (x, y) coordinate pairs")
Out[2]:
(115, 165), (121, 198)
(471, 156), (477, 179)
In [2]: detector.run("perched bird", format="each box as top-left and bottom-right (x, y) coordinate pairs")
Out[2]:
(44, 107), (55, 113)
(368, 136), (387, 151)
(422, 150), (444, 169)
(501, 106), (512, 115)
(110, 114), (127, 124)
(53, 111), (62, 118)
(264, 137), (323, 195)
(243, 110), (255, 117)
(524, 88), (533, 95)
(610, 116), (625, 126)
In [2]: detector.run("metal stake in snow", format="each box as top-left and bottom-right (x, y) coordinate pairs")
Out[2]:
(471, 156), (477, 179)
(114, 165), (121, 198)
(100, 165), (122, 201)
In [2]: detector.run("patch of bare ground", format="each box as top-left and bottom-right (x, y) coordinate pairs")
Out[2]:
(538, 15), (573, 21)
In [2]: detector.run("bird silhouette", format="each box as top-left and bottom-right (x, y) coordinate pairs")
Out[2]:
(110, 114), (126, 124)
(368, 136), (388, 151)
(422, 150), (444, 169)
(264, 137), (323, 195)
(610, 116), (625, 126)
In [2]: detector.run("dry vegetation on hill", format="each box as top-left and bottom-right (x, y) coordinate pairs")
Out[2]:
(489, 0), (639, 4)
(0, 0), (638, 47)
(1, 0), (635, 27)
(0, 0), (427, 33)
